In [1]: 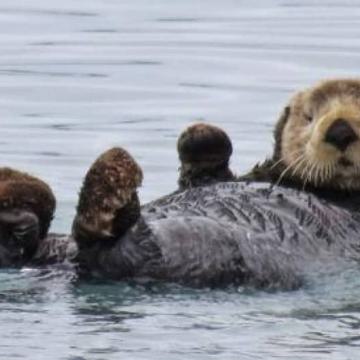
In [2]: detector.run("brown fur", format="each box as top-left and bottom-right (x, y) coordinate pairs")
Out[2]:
(73, 147), (143, 245)
(240, 79), (360, 192)
(177, 123), (235, 188)
(0, 168), (55, 238)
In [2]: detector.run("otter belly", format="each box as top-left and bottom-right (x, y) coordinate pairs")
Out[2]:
(87, 182), (360, 288)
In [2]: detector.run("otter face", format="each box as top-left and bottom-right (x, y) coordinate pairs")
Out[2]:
(278, 79), (360, 190)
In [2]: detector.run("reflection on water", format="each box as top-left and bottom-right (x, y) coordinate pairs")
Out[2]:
(1, 0), (360, 359)
(2, 268), (360, 359)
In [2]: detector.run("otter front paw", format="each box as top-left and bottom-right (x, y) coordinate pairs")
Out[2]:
(177, 123), (235, 189)
(0, 209), (40, 263)
(0, 171), (55, 239)
(73, 147), (143, 247)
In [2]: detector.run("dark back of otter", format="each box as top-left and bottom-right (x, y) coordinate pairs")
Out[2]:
(83, 182), (360, 288)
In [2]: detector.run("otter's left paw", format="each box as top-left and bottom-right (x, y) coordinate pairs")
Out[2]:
(73, 147), (143, 246)
(177, 123), (235, 188)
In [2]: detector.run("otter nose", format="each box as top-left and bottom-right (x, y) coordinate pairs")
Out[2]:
(324, 119), (358, 152)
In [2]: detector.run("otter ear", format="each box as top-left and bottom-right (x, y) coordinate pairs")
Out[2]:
(272, 105), (291, 160)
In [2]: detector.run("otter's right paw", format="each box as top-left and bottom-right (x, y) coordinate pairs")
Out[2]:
(177, 123), (235, 189)
(0, 175), (56, 239)
(0, 209), (40, 263)
(72, 147), (143, 247)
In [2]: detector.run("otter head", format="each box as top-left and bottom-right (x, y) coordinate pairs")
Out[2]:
(274, 79), (360, 190)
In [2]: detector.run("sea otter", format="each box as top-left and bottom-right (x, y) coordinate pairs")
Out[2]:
(3, 78), (360, 289)
(69, 78), (360, 288)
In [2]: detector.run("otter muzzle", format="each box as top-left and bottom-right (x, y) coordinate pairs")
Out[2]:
(324, 118), (358, 152)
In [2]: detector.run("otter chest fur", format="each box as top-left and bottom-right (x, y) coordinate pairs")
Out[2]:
(77, 181), (360, 289)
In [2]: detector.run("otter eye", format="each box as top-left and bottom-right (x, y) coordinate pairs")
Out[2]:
(304, 114), (313, 123)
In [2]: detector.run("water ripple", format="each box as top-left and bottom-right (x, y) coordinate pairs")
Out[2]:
(1, 0), (360, 359)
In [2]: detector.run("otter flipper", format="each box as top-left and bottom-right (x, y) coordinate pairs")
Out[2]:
(72, 147), (143, 248)
(177, 123), (235, 189)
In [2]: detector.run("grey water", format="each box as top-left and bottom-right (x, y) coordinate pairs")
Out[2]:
(1, 0), (360, 358)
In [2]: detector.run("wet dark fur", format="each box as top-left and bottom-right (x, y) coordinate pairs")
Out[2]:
(177, 123), (235, 189)
(75, 83), (360, 288)
(73, 181), (360, 289)
(4, 80), (360, 289)
(0, 169), (56, 238)
(178, 162), (235, 189)
(73, 193), (141, 248)
(0, 168), (56, 266)
(73, 147), (142, 246)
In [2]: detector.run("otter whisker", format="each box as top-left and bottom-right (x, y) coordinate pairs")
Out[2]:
(321, 163), (329, 183)
(275, 165), (293, 186)
(299, 158), (312, 190)
(324, 163), (331, 182)
(319, 165), (324, 184)
(313, 163), (320, 186)
(317, 161), (330, 185)
(315, 162), (324, 185)
(270, 150), (302, 170)
(270, 158), (286, 170)
(275, 154), (305, 186)
(291, 155), (307, 177)
(314, 161), (324, 186)
(307, 162), (318, 186)
(327, 162), (336, 182)
(301, 160), (312, 191)
(326, 163), (330, 180)
(305, 162), (313, 184)
(318, 164), (323, 184)
(318, 162), (326, 184)
(300, 159), (310, 181)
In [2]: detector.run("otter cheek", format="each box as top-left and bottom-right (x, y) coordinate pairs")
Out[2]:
(306, 138), (337, 166)
(348, 142), (360, 166)
(307, 119), (336, 162)
(281, 123), (305, 164)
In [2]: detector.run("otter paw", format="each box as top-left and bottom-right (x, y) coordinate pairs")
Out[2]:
(0, 209), (40, 263)
(177, 123), (235, 188)
(73, 147), (143, 246)
(0, 173), (56, 239)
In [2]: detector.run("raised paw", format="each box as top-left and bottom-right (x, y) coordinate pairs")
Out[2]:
(0, 169), (56, 266)
(0, 209), (40, 264)
(0, 171), (56, 239)
(177, 123), (235, 189)
(72, 147), (143, 247)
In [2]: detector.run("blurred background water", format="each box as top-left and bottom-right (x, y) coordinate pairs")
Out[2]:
(1, 0), (360, 359)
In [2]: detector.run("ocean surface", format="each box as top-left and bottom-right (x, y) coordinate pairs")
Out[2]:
(1, 0), (360, 359)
